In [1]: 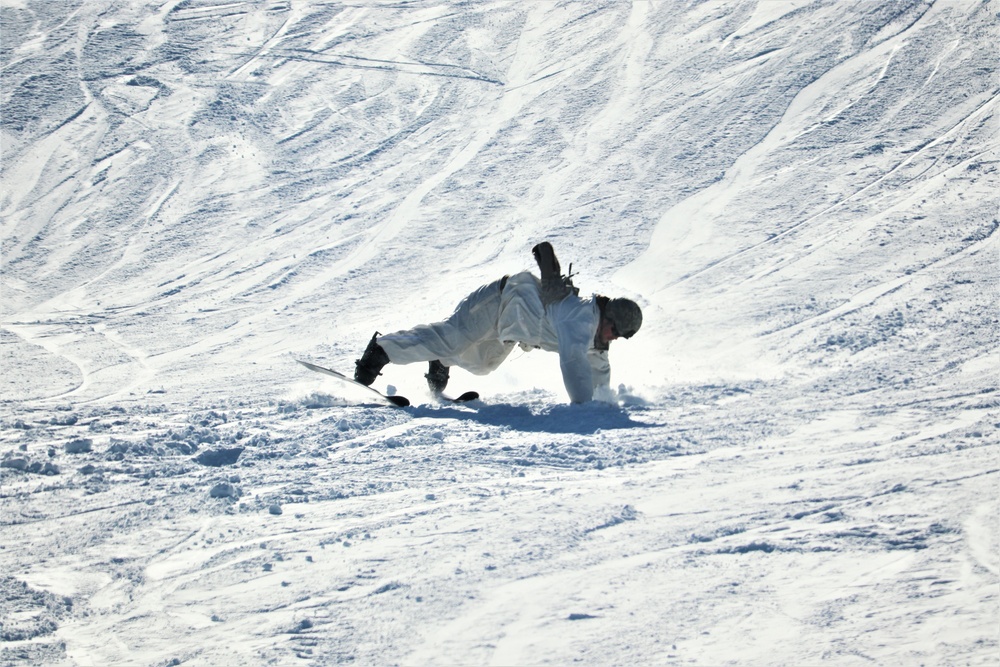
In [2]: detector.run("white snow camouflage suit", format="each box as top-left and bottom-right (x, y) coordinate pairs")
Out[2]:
(377, 272), (611, 403)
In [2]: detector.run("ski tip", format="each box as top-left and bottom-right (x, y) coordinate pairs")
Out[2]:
(387, 395), (411, 407)
(455, 391), (479, 402)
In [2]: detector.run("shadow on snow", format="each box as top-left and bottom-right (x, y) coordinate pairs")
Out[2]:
(409, 401), (660, 435)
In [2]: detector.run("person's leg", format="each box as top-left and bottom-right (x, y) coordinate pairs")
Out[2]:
(366, 276), (507, 375)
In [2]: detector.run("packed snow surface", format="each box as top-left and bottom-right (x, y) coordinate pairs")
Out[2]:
(1, 1), (997, 665)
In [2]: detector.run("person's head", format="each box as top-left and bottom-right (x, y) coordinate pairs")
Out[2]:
(599, 297), (642, 343)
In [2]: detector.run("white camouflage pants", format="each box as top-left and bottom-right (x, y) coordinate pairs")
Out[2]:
(377, 277), (516, 375)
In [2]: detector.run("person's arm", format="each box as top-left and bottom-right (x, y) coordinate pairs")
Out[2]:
(588, 349), (611, 393)
(550, 299), (598, 403)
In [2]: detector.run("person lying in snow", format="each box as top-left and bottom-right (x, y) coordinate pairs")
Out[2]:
(353, 242), (642, 404)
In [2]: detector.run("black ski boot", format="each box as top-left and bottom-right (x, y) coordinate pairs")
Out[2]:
(425, 360), (450, 394)
(355, 332), (390, 386)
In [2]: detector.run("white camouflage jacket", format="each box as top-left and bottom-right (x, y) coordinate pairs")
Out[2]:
(498, 272), (611, 403)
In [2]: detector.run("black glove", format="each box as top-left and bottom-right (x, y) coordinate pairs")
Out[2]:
(532, 241), (560, 277)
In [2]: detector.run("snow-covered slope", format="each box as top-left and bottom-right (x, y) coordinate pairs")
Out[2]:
(1, 1), (997, 665)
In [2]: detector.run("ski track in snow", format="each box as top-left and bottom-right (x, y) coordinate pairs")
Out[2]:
(1, 1), (998, 666)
